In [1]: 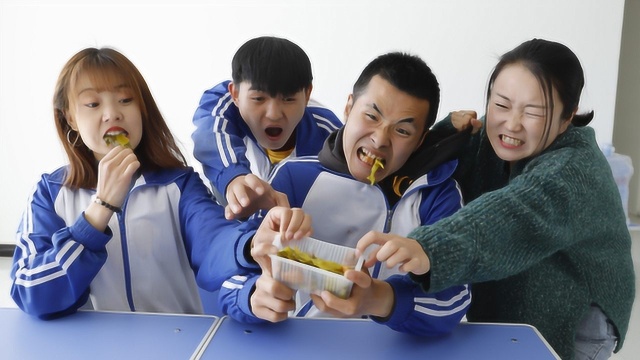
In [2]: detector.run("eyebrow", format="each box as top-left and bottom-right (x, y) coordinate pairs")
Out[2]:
(371, 103), (416, 125)
(495, 93), (545, 109)
(78, 83), (129, 96)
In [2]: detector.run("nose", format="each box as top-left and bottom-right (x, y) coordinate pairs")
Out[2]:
(504, 110), (523, 131)
(264, 99), (283, 120)
(371, 126), (391, 148)
(102, 104), (123, 122)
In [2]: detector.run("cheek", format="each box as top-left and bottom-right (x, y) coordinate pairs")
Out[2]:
(342, 126), (359, 157)
(238, 106), (262, 128)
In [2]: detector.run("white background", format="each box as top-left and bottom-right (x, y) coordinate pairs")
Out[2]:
(0, 0), (625, 244)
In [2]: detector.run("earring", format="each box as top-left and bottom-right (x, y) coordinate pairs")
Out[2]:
(66, 129), (80, 147)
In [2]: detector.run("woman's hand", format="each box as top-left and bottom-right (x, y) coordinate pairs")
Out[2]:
(85, 146), (140, 230)
(356, 231), (431, 275)
(451, 110), (482, 134)
(96, 146), (140, 207)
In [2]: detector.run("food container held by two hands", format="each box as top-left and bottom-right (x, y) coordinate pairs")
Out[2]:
(269, 236), (365, 299)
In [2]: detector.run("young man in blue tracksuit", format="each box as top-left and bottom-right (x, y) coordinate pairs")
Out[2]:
(218, 52), (472, 336)
(192, 36), (342, 219)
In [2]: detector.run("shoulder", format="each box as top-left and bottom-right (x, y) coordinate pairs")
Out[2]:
(35, 166), (69, 195)
(204, 80), (232, 97)
(141, 167), (196, 186)
(270, 156), (322, 179)
(304, 101), (343, 130)
(529, 126), (602, 172)
(42, 166), (69, 184)
(424, 159), (458, 187)
(196, 80), (236, 113)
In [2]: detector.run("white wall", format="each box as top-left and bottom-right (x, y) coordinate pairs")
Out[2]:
(0, 0), (625, 244)
(614, 0), (640, 218)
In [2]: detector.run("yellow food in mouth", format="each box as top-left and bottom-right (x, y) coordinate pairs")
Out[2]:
(103, 133), (130, 148)
(366, 158), (384, 185)
(277, 247), (348, 275)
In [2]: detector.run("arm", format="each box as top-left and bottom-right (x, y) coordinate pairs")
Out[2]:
(325, 178), (470, 335)
(191, 82), (254, 199)
(205, 205), (312, 323)
(176, 168), (262, 292)
(223, 174), (290, 220)
(407, 139), (620, 293)
(381, 177), (470, 334)
(431, 111), (482, 134)
(379, 276), (470, 335)
(12, 148), (138, 318)
(11, 177), (111, 318)
(410, 159), (586, 291)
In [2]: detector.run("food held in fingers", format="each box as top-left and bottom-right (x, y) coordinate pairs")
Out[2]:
(103, 131), (130, 148)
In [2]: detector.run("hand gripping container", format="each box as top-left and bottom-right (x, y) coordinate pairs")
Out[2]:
(269, 236), (364, 299)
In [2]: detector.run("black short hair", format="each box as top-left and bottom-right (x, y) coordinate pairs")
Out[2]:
(352, 52), (440, 130)
(231, 36), (313, 96)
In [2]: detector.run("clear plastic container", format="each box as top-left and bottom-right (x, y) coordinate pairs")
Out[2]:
(602, 144), (634, 224)
(269, 236), (364, 299)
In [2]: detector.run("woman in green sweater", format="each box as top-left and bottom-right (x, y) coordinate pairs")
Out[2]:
(356, 39), (635, 360)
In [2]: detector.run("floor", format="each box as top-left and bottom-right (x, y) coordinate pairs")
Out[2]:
(1, 228), (639, 359)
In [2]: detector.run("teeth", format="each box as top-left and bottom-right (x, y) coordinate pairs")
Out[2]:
(359, 148), (384, 166)
(501, 135), (522, 146)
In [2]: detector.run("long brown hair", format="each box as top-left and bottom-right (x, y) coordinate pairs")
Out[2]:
(53, 47), (187, 189)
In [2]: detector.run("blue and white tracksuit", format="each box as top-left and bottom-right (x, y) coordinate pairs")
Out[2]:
(191, 80), (343, 201)
(219, 130), (471, 335)
(11, 166), (254, 318)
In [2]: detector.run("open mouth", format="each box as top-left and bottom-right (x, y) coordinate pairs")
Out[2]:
(265, 127), (283, 138)
(103, 129), (130, 148)
(500, 134), (523, 147)
(357, 147), (385, 167)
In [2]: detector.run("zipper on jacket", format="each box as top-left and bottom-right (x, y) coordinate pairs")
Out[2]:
(372, 206), (394, 280)
(117, 209), (136, 312)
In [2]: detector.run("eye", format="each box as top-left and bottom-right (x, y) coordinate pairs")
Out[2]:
(84, 102), (99, 108)
(365, 113), (377, 121)
(283, 97), (296, 103)
(525, 112), (544, 118)
(251, 96), (265, 102)
(494, 102), (508, 109)
(120, 97), (134, 104)
(395, 125), (415, 137)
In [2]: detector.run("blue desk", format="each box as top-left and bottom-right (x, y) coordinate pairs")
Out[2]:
(0, 308), (218, 360)
(0, 307), (559, 359)
(202, 317), (559, 359)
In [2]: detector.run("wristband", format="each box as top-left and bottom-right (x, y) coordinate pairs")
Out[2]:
(93, 196), (122, 213)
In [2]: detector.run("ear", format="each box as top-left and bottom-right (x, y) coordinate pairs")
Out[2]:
(343, 94), (354, 121)
(228, 82), (239, 105)
(417, 130), (429, 149)
(65, 112), (77, 131)
(304, 84), (313, 104)
(559, 109), (577, 134)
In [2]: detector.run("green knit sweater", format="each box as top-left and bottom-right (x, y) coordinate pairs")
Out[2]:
(409, 121), (635, 359)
